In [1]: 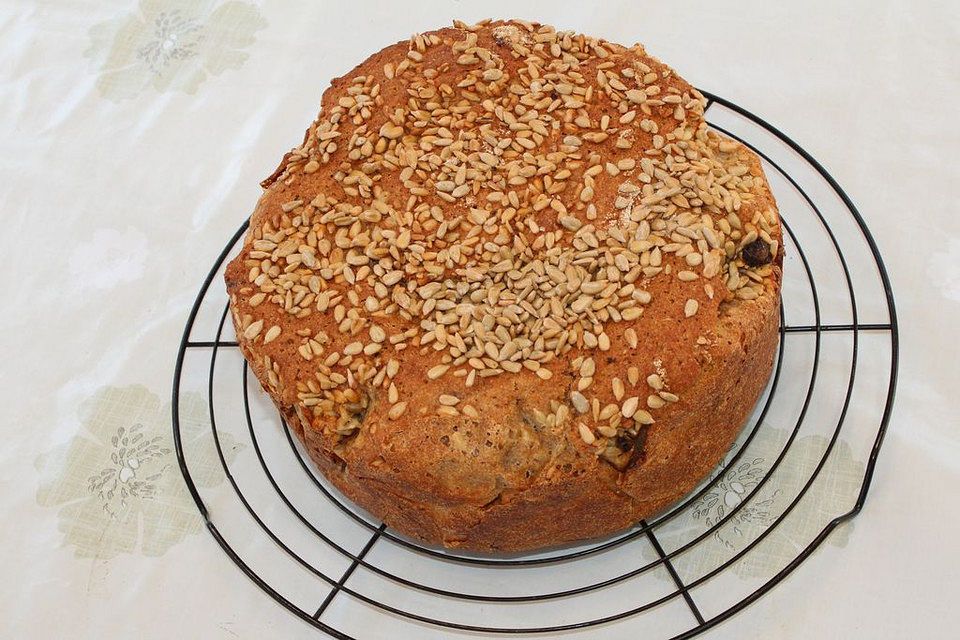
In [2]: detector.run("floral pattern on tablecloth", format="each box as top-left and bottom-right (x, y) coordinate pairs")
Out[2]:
(927, 236), (960, 303)
(657, 423), (865, 582)
(35, 385), (242, 559)
(85, 0), (266, 101)
(68, 227), (149, 291)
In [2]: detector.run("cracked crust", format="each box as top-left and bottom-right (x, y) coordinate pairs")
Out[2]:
(224, 20), (782, 551)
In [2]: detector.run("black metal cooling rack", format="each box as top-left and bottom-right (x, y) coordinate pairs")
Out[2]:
(172, 92), (899, 639)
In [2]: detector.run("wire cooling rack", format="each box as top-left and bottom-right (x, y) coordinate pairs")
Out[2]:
(172, 92), (899, 639)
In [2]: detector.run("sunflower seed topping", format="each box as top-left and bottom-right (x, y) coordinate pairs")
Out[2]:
(234, 19), (780, 447)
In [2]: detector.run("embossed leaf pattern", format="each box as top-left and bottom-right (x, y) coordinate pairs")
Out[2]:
(36, 386), (242, 559)
(85, 0), (266, 100)
(660, 424), (865, 581)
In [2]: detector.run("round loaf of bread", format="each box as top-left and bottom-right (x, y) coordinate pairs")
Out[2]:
(225, 19), (783, 551)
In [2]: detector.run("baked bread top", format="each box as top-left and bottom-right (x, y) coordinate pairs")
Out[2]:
(225, 19), (782, 543)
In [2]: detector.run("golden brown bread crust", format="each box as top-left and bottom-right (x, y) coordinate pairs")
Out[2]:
(224, 20), (783, 551)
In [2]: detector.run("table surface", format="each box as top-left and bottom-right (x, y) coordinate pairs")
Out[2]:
(2, 1), (957, 638)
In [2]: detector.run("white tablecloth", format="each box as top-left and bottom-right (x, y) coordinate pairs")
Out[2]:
(3, 1), (957, 638)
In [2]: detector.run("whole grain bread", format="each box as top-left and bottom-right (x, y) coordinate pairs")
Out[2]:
(225, 19), (783, 551)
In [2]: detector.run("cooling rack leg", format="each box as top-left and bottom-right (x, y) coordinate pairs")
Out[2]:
(644, 523), (705, 625)
(313, 524), (387, 620)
